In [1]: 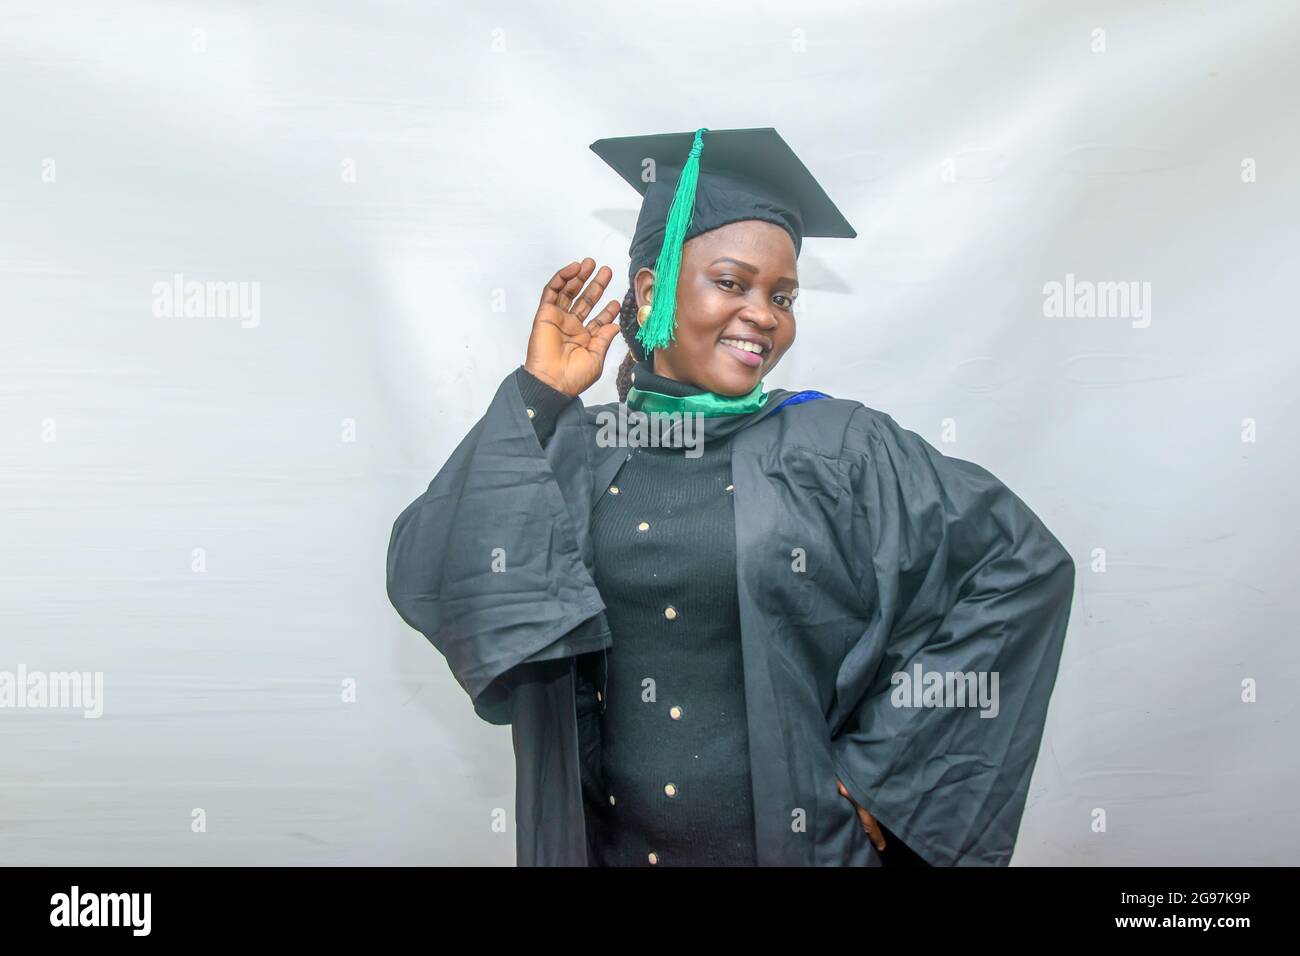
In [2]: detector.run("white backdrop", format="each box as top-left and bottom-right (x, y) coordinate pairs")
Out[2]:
(2, 0), (1296, 865)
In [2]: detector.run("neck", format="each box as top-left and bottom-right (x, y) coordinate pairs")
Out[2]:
(631, 358), (704, 397)
(627, 358), (768, 418)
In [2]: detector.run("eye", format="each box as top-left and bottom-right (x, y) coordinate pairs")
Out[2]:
(716, 278), (741, 291)
(773, 294), (794, 310)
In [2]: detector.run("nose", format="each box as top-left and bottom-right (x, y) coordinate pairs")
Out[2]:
(739, 300), (779, 331)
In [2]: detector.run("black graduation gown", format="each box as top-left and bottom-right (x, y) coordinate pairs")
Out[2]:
(386, 367), (1076, 866)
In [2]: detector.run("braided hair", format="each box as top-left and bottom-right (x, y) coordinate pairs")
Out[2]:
(614, 286), (648, 402)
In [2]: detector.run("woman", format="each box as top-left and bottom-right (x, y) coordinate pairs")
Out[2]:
(386, 128), (1075, 867)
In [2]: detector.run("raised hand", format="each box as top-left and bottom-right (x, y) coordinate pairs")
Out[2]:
(523, 258), (623, 398)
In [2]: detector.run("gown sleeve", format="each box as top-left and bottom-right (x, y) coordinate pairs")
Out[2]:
(829, 405), (1075, 866)
(385, 367), (612, 726)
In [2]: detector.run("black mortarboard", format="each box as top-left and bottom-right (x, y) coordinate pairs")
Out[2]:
(590, 127), (857, 355)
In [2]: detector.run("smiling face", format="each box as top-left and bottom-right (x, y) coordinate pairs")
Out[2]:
(633, 219), (798, 396)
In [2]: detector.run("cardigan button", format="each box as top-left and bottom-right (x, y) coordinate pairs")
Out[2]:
(669, 705), (682, 720)
(725, 483), (734, 492)
(647, 851), (658, 865)
(664, 783), (678, 798)
(663, 606), (677, 620)
(525, 406), (536, 419)
(608, 793), (616, 806)
(609, 485), (620, 495)
(637, 521), (650, 532)
(596, 690), (603, 702)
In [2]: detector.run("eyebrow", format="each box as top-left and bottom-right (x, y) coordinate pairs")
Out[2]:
(708, 257), (798, 289)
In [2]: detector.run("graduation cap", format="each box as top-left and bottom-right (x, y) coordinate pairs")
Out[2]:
(589, 127), (857, 356)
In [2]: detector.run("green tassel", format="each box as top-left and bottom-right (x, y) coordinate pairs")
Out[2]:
(637, 127), (708, 355)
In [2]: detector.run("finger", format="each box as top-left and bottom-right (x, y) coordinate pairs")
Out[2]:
(556, 257), (595, 310)
(858, 810), (887, 851)
(541, 261), (586, 312)
(870, 827), (887, 852)
(539, 261), (581, 309)
(570, 264), (613, 320)
(584, 303), (622, 356)
(581, 302), (617, 337)
(562, 259), (599, 314)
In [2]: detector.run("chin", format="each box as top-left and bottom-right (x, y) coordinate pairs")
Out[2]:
(707, 360), (764, 395)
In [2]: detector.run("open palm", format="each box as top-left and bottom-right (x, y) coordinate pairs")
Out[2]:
(524, 258), (623, 398)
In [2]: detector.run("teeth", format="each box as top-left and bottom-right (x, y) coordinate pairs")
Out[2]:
(721, 338), (763, 354)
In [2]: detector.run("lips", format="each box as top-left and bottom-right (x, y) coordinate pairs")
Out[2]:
(719, 339), (764, 368)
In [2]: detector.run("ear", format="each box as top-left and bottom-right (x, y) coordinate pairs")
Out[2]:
(633, 267), (655, 310)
